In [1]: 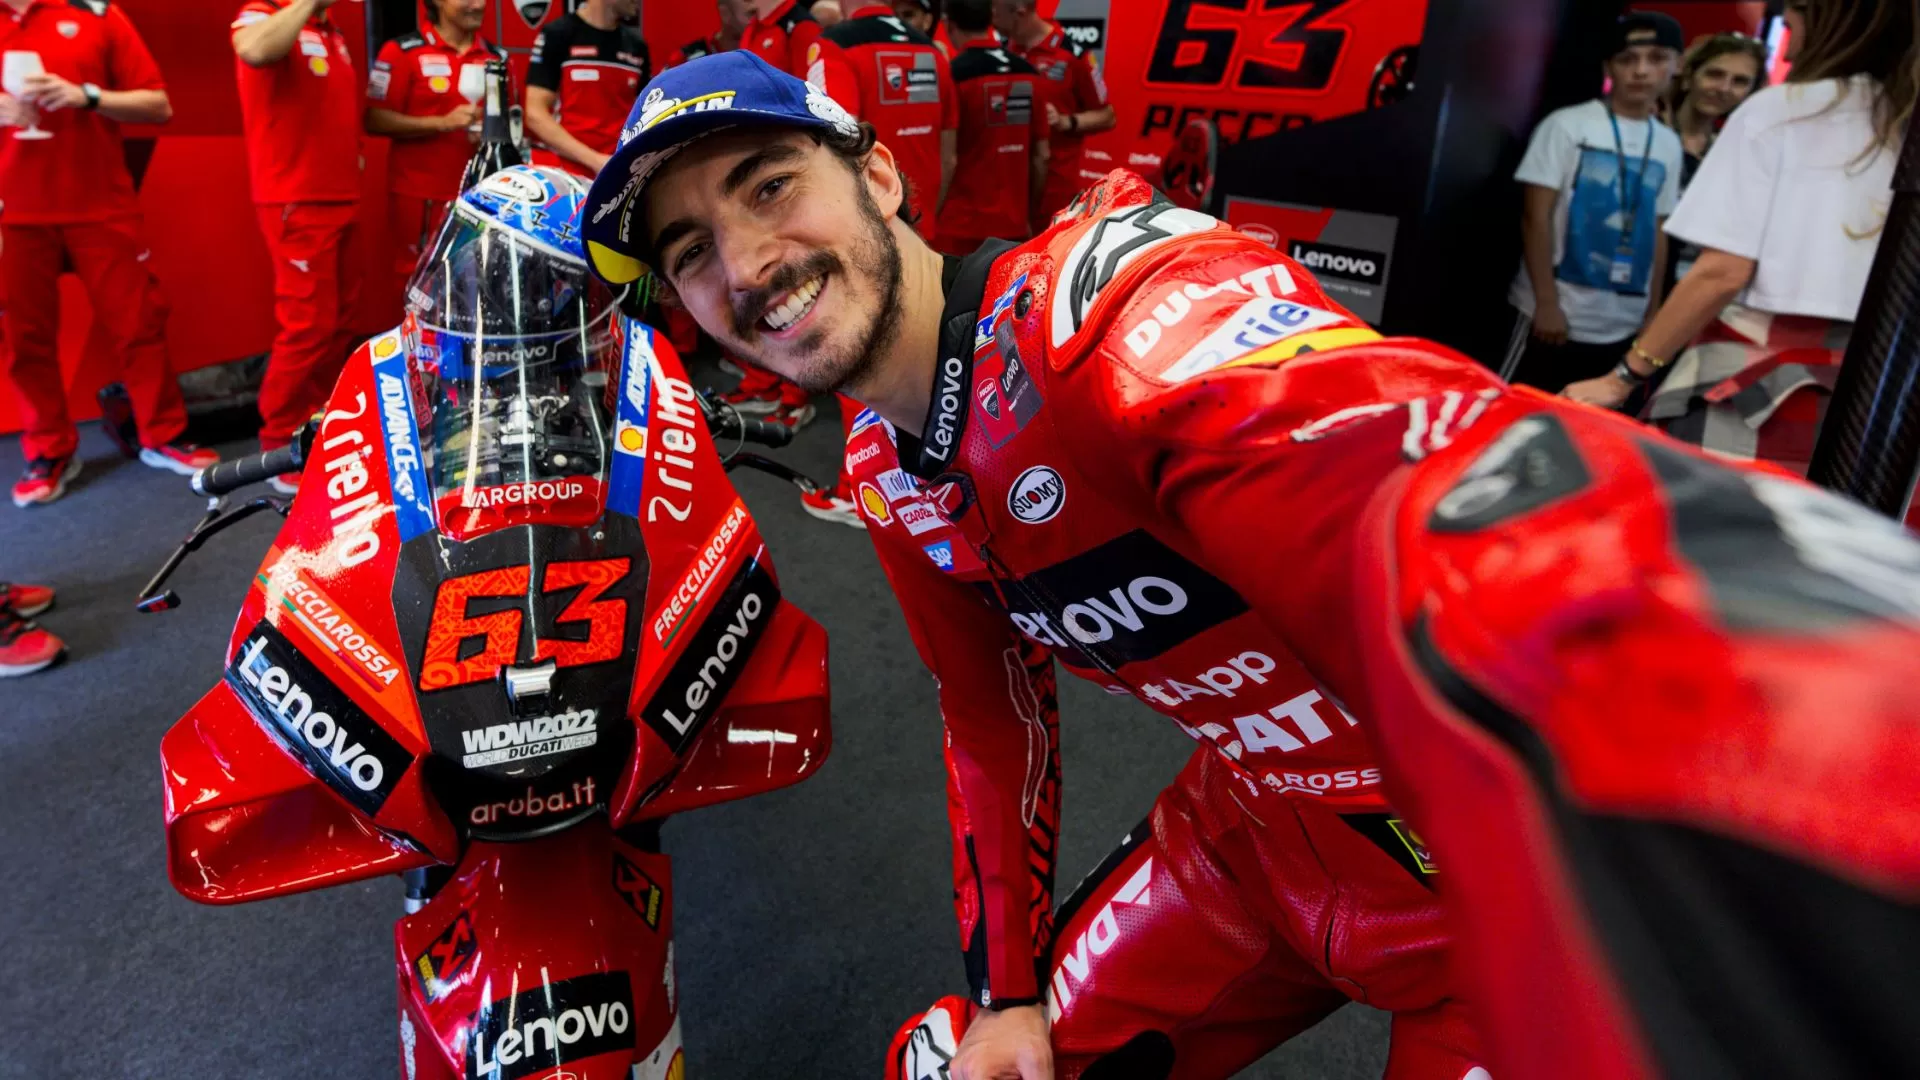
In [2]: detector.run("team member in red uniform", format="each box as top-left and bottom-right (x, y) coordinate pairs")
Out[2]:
(803, 10), (954, 525)
(0, 0), (216, 505)
(584, 56), (1920, 1080)
(891, 0), (946, 55)
(935, 0), (1046, 255)
(365, 0), (502, 299)
(524, 0), (647, 177)
(992, 0), (1110, 231)
(742, 0), (821, 76)
(232, 0), (364, 490)
(665, 0), (748, 68)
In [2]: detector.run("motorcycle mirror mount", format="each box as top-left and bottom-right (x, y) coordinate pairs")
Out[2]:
(500, 659), (559, 716)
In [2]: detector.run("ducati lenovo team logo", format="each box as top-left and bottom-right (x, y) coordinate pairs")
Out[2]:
(643, 558), (780, 754)
(226, 620), (408, 815)
(466, 971), (633, 1080)
(1008, 466), (1065, 524)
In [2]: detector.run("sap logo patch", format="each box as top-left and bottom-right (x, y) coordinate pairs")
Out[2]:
(924, 541), (956, 571)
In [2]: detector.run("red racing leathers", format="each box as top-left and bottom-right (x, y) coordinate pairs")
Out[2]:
(867, 171), (1920, 1080)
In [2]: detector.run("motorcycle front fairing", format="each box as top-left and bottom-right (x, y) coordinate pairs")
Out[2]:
(162, 317), (829, 902)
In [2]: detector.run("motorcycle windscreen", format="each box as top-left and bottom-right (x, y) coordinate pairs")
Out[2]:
(407, 204), (621, 543)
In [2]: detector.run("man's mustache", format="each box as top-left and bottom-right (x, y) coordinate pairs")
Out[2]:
(732, 250), (842, 337)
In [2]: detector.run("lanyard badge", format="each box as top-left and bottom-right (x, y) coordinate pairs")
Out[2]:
(1607, 107), (1655, 287)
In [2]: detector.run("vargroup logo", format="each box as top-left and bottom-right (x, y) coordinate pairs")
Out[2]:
(466, 971), (634, 1080)
(226, 621), (408, 815)
(1008, 465), (1065, 524)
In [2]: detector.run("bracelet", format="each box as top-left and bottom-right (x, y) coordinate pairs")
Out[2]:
(1627, 338), (1670, 372)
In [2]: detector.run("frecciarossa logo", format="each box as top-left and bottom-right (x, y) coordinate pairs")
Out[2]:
(225, 620), (408, 815)
(642, 557), (780, 754)
(992, 530), (1248, 669)
(466, 971), (633, 1080)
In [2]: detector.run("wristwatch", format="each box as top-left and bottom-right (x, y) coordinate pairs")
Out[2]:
(81, 83), (101, 110)
(1610, 359), (1648, 387)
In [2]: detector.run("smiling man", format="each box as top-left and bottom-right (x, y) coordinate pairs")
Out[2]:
(584, 51), (1920, 1080)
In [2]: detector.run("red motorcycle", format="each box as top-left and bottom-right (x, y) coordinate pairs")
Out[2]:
(140, 170), (830, 1079)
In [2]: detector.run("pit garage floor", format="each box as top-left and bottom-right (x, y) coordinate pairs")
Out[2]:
(0, 381), (1387, 1078)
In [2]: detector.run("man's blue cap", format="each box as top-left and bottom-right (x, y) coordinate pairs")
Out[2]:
(582, 51), (861, 284)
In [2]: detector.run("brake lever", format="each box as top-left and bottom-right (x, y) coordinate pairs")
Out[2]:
(135, 495), (294, 613)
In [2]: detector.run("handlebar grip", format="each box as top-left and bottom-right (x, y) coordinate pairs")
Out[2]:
(731, 417), (794, 448)
(191, 443), (303, 497)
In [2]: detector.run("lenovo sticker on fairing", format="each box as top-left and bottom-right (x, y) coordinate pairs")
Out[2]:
(641, 557), (780, 753)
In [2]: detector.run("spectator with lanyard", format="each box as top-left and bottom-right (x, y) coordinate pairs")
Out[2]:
(365, 0), (505, 304)
(1563, 0), (1917, 500)
(1663, 32), (1768, 286)
(1502, 11), (1684, 393)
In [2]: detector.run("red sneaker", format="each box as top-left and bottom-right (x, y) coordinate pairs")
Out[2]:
(799, 483), (865, 529)
(0, 581), (55, 618)
(11, 455), (81, 508)
(0, 607), (64, 677)
(139, 440), (220, 476)
(97, 383), (140, 459)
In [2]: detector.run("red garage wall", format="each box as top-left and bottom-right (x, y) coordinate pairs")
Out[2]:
(0, 0), (394, 437)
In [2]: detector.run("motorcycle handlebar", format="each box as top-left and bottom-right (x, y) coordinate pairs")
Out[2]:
(191, 441), (304, 497)
(715, 413), (795, 448)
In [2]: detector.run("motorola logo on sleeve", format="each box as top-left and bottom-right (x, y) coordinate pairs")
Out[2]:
(225, 620), (409, 816)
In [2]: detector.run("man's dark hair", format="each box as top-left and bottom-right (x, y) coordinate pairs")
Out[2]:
(812, 120), (918, 228)
(947, 0), (990, 34)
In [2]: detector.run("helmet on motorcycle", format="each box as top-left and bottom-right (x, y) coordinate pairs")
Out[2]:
(404, 165), (625, 539)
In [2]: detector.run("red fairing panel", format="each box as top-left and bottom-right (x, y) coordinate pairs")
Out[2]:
(395, 818), (680, 1080)
(162, 683), (437, 904)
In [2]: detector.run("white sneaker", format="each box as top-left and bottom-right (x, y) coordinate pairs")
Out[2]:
(778, 402), (817, 430)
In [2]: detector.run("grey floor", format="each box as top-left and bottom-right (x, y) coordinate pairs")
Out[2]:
(0, 385), (1387, 1078)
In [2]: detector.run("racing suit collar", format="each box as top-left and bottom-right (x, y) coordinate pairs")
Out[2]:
(898, 241), (1016, 480)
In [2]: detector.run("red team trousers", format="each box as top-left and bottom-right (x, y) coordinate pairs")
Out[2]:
(1, 216), (187, 459)
(387, 193), (452, 304)
(254, 201), (361, 448)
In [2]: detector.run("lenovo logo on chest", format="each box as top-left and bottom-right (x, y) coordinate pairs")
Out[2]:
(926, 354), (967, 464)
(996, 530), (1248, 668)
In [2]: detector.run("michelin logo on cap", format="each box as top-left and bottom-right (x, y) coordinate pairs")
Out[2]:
(804, 83), (860, 137)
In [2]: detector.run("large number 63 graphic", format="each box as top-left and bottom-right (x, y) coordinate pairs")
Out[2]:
(418, 558), (631, 691)
(1147, 0), (1353, 92)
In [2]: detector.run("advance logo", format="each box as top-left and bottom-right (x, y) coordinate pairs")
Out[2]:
(467, 971), (633, 1080)
(643, 558), (780, 754)
(226, 620), (407, 815)
(1008, 465), (1065, 524)
(459, 708), (598, 769)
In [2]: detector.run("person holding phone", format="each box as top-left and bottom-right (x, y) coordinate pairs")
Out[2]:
(365, 0), (504, 302)
(0, 0), (216, 507)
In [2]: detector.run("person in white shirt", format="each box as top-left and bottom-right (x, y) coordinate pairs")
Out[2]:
(1563, 0), (1918, 483)
(1502, 12), (1685, 392)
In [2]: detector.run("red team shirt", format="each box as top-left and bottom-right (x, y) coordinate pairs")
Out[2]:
(525, 12), (649, 176)
(367, 22), (504, 200)
(806, 6), (955, 232)
(0, 0), (164, 223)
(1009, 22), (1106, 215)
(664, 31), (728, 69)
(231, 0), (362, 204)
(939, 40), (1049, 244)
(742, 0), (820, 76)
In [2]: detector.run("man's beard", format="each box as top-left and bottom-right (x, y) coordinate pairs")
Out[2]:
(725, 177), (904, 396)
